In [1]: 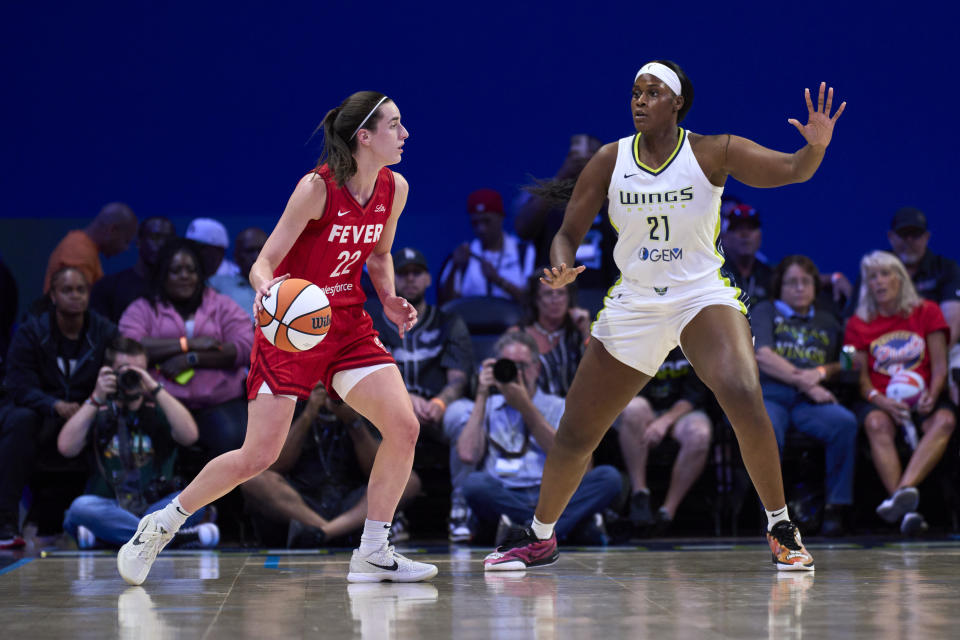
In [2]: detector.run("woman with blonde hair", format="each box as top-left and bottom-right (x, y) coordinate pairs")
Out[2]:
(845, 251), (955, 535)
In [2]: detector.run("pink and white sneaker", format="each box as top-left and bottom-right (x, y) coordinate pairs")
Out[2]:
(483, 526), (559, 571)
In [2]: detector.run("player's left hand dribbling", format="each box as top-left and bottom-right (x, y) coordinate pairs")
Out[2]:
(253, 273), (290, 318)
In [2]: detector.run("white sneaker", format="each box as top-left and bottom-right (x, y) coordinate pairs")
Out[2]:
(117, 512), (175, 585)
(876, 487), (919, 523)
(76, 525), (96, 550)
(346, 545), (438, 583)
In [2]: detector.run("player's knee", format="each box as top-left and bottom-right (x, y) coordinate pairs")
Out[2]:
(711, 370), (760, 402)
(237, 447), (282, 479)
(554, 422), (600, 456)
(384, 415), (420, 452)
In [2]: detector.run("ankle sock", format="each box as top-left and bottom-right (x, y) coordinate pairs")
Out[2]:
(359, 519), (391, 555)
(154, 496), (191, 534)
(765, 505), (790, 531)
(531, 516), (555, 540)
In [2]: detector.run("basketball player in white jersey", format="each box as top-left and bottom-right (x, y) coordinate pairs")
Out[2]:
(485, 60), (845, 572)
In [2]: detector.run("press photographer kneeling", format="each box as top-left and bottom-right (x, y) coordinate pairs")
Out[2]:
(58, 337), (218, 549)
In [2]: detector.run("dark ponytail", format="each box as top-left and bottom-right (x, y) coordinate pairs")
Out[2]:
(315, 91), (391, 187)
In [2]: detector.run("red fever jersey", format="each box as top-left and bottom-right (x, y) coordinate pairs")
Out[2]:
(247, 164), (398, 401)
(844, 299), (949, 394)
(276, 164), (395, 307)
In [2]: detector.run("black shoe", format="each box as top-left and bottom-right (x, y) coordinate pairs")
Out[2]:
(628, 490), (655, 529)
(900, 512), (929, 536)
(287, 520), (327, 549)
(0, 517), (24, 550)
(651, 507), (672, 536)
(820, 504), (847, 537)
(572, 513), (609, 546)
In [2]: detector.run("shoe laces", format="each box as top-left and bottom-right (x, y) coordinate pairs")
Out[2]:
(770, 521), (803, 550)
(497, 526), (537, 550)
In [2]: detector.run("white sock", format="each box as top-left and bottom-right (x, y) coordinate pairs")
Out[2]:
(531, 516), (555, 540)
(765, 505), (790, 531)
(153, 497), (191, 534)
(359, 519), (391, 554)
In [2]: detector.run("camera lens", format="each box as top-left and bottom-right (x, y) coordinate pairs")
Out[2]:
(493, 358), (518, 384)
(118, 369), (141, 393)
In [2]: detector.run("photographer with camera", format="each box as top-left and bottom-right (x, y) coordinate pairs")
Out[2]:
(58, 337), (217, 549)
(449, 331), (620, 545)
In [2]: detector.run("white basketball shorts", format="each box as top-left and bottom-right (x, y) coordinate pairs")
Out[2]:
(591, 272), (748, 376)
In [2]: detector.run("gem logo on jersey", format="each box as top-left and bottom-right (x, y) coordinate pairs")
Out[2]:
(870, 331), (926, 376)
(638, 247), (683, 262)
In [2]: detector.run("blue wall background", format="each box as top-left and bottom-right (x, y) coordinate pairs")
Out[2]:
(1, 1), (954, 312)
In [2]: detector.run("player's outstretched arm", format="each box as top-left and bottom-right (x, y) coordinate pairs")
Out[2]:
(723, 82), (846, 188)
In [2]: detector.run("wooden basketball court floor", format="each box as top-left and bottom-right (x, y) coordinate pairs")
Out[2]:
(2, 539), (959, 639)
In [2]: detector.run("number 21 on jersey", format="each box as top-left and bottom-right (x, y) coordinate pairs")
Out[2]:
(647, 215), (670, 241)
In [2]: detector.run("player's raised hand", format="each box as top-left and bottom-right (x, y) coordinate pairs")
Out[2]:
(788, 82), (846, 149)
(540, 263), (585, 289)
(252, 273), (290, 318)
(384, 295), (418, 337)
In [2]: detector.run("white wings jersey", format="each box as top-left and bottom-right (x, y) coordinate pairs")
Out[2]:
(607, 129), (725, 288)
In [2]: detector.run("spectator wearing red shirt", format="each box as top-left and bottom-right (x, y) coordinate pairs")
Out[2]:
(845, 251), (955, 535)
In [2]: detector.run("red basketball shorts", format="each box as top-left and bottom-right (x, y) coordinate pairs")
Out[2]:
(247, 304), (395, 402)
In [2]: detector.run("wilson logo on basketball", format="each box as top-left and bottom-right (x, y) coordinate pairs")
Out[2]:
(312, 316), (331, 330)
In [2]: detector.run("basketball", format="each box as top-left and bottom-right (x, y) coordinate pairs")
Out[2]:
(257, 278), (332, 352)
(885, 369), (926, 407)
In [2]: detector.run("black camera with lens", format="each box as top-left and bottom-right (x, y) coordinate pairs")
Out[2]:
(493, 358), (519, 384)
(111, 367), (143, 402)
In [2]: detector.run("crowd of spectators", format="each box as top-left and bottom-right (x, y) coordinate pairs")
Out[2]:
(1, 178), (958, 552)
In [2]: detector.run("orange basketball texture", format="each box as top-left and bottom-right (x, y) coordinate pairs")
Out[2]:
(257, 278), (331, 352)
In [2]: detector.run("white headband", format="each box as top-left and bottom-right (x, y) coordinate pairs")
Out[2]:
(635, 63), (681, 96)
(350, 96), (388, 140)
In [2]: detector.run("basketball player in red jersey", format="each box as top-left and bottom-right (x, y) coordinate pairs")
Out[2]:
(118, 91), (438, 584)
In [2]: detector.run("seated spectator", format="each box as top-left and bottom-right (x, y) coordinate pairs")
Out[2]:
(846, 207), (960, 401)
(370, 247), (474, 540)
(719, 197), (773, 303)
(186, 217), (240, 278)
(448, 332), (620, 544)
(58, 337), (218, 549)
(511, 274), (591, 397)
(514, 134), (618, 289)
(617, 347), (712, 534)
(208, 227), (268, 323)
(438, 189), (535, 305)
(0, 267), (117, 547)
(0, 252), (17, 362)
(119, 238), (253, 458)
(845, 250), (956, 535)
(751, 255), (858, 536)
(90, 216), (176, 323)
(43, 202), (138, 293)
(242, 381), (421, 548)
